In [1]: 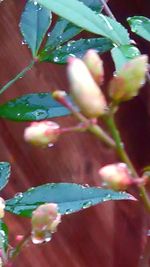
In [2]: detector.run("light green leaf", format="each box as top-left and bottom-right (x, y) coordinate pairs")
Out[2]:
(5, 183), (135, 217)
(0, 162), (11, 191)
(40, 37), (113, 63)
(0, 93), (71, 121)
(35, 0), (130, 45)
(20, 0), (52, 56)
(111, 45), (141, 71)
(128, 16), (150, 42)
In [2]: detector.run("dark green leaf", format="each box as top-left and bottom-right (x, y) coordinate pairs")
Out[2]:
(40, 37), (113, 63)
(111, 45), (141, 71)
(128, 16), (150, 42)
(0, 162), (11, 191)
(5, 183), (135, 217)
(20, 0), (52, 56)
(0, 220), (8, 252)
(45, 0), (103, 49)
(35, 0), (130, 45)
(0, 93), (71, 121)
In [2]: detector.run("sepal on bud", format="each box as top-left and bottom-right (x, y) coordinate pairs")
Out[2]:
(67, 57), (107, 118)
(99, 163), (132, 191)
(31, 203), (61, 244)
(109, 55), (148, 102)
(83, 49), (104, 85)
(24, 121), (60, 147)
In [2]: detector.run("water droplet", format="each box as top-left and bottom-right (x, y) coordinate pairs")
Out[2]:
(83, 201), (92, 209)
(147, 230), (150, 236)
(48, 143), (54, 148)
(47, 32), (51, 37)
(53, 56), (59, 63)
(33, 1), (38, 5)
(15, 192), (23, 199)
(65, 209), (72, 214)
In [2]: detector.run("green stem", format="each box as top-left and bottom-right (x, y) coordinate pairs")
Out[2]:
(9, 234), (30, 262)
(0, 60), (35, 95)
(104, 112), (150, 212)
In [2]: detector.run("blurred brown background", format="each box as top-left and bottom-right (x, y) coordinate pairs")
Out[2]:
(0, 0), (150, 266)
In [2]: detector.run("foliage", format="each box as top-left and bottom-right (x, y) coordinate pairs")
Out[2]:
(0, 0), (149, 266)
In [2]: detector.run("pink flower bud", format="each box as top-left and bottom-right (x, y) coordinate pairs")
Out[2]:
(109, 55), (148, 102)
(67, 57), (107, 118)
(24, 121), (60, 147)
(83, 49), (104, 85)
(0, 197), (5, 219)
(31, 203), (61, 244)
(99, 163), (132, 191)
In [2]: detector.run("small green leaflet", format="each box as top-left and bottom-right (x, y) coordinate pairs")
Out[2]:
(111, 45), (141, 72)
(0, 93), (71, 121)
(20, 0), (52, 56)
(5, 183), (135, 217)
(39, 37), (113, 63)
(35, 0), (130, 45)
(0, 162), (11, 191)
(128, 16), (150, 42)
(0, 220), (8, 252)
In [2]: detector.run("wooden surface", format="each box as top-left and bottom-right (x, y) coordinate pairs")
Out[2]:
(0, 1), (149, 266)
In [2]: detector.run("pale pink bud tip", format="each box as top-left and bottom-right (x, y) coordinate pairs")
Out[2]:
(67, 57), (107, 118)
(99, 163), (132, 191)
(109, 55), (148, 102)
(31, 203), (61, 244)
(83, 49), (104, 84)
(0, 197), (5, 219)
(24, 121), (60, 147)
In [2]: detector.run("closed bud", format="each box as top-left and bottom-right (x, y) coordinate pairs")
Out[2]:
(109, 55), (148, 102)
(83, 49), (104, 84)
(31, 203), (61, 244)
(99, 163), (132, 191)
(24, 121), (60, 147)
(0, 197), (5, 219)
(67, 57), (107, 118)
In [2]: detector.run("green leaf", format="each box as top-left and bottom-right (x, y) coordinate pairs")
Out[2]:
(0, 93), (71, 121)
(20, 0), (52, 56)
(5, 183), (135, 217)
(39, 37), (113, 63)
(0, 220), (8, 252)
(128, 16), (150, 42)
(111, 45), (141, 72)
(35, 0), (130, 45)
(45, 0), (103, 49)
(0, 162), (11, 191)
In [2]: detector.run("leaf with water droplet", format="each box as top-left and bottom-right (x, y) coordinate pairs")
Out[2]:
(39, 37), (113, 63)
(35, 0), (130, 45)
(0, 220), (8, 252)
(111, 45), (141, 72)
(5, 183), (136, 217)
(127, 16), (150, 42)
(0, 93), (71, 121)
(20, 0), (52, 56)
(45, 0), (103, 50)
(0, 162), (11, 191)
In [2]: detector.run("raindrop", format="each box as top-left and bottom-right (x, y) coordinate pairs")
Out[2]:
(47, 32), (51, 37)
(33, 1), (38, 5)
(147, 230), (150, 236)
(48, 143), (54, 148)
(65, 209), (72, 214)
(83, 201), (92, 209)
(53, 56), (59, 63)
(15, 192), (23, 198)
